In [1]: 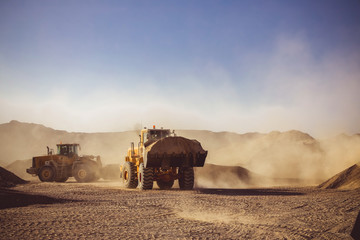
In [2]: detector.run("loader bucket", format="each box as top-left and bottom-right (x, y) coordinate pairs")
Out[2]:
(144, 136), (208, 168)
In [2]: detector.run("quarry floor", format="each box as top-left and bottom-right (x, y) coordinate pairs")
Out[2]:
(1, 180), (359, 240)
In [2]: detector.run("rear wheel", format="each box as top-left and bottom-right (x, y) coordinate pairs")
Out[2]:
(156, 179), (174, 190)
(138, 163), (154, 190)
(39, 166), (56, 182)
(73, 165), (94, 183)
(179, 167), (194, 190)
(122, 162), (138, 188)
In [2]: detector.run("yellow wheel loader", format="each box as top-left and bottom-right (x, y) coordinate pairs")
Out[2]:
(26, 143), (102, 183)
(120, 126), (208, 190)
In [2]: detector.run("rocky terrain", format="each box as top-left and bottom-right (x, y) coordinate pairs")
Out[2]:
(0, 181), (359, 239)
(0, 163), (359, 239)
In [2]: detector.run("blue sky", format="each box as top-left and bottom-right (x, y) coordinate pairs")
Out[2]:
(1, 0), (360, 136)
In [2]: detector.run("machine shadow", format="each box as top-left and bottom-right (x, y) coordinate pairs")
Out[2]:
(351, 210), (360, 240)
(0, 187), (80, 210)
(196, 188), (305, 196)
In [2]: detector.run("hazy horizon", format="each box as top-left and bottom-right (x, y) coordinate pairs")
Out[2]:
(1, 1), (360, 138)
(2, 118), (360, 183)
(2, 119), (359, 139)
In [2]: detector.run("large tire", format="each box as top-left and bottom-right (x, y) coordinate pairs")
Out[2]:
(55, 176), (69, 182)
(39, 166), (56, 182)
(122, 162), (138, 188)
(156, 179), (174, 190)
(73, 165), (94, 183)
(138, 163), (154, 190)
(179, 167), (194, 190)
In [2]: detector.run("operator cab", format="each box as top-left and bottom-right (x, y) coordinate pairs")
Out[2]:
(143, 128), (172, 147)
(147, 129), (171, 141)
(57, 144), (80, 156)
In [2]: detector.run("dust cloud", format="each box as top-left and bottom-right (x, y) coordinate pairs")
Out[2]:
(179, 130), (360, 188)
(1, 121), (360, 188)
(319, 134), (360, 177)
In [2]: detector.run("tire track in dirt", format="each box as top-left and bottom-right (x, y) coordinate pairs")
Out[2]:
(0, 183), (359, 239)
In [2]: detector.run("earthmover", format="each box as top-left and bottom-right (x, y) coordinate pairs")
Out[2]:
(120, 126), (208, 190)
(26, 143), (102, 183)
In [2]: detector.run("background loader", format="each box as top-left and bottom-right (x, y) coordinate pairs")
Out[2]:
(120, 126), (207, 190)
(26, 143), (102, 183)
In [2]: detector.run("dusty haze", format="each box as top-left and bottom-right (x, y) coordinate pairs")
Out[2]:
(1, 120), (360, 186)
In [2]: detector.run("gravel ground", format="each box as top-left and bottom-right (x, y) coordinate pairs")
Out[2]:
(1, 180), (359, 239)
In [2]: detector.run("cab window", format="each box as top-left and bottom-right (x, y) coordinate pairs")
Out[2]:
(60, 145), (68, 155)
(74, 146), (79, 154)
(148, 130), (170, 140)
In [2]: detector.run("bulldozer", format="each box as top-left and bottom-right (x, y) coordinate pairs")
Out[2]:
(120, 126), (208, 190)
(26, 143), (102, 183)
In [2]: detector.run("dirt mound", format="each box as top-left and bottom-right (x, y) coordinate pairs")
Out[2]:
(147, 136), (206, 155)
(318, 163), (360, 190)
(0, 166), (29, 187)
(195, 163), (261, 188)
(196, 163), (252, 181)
(6, 159), (32, 180)
(195, 163), (321, 188)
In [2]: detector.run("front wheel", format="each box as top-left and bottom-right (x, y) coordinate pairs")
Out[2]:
(178, 167), (194, 190)
(39, 166), (56, 182)
(138, 163), (154, 190)
(122, 162), (138, 188)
